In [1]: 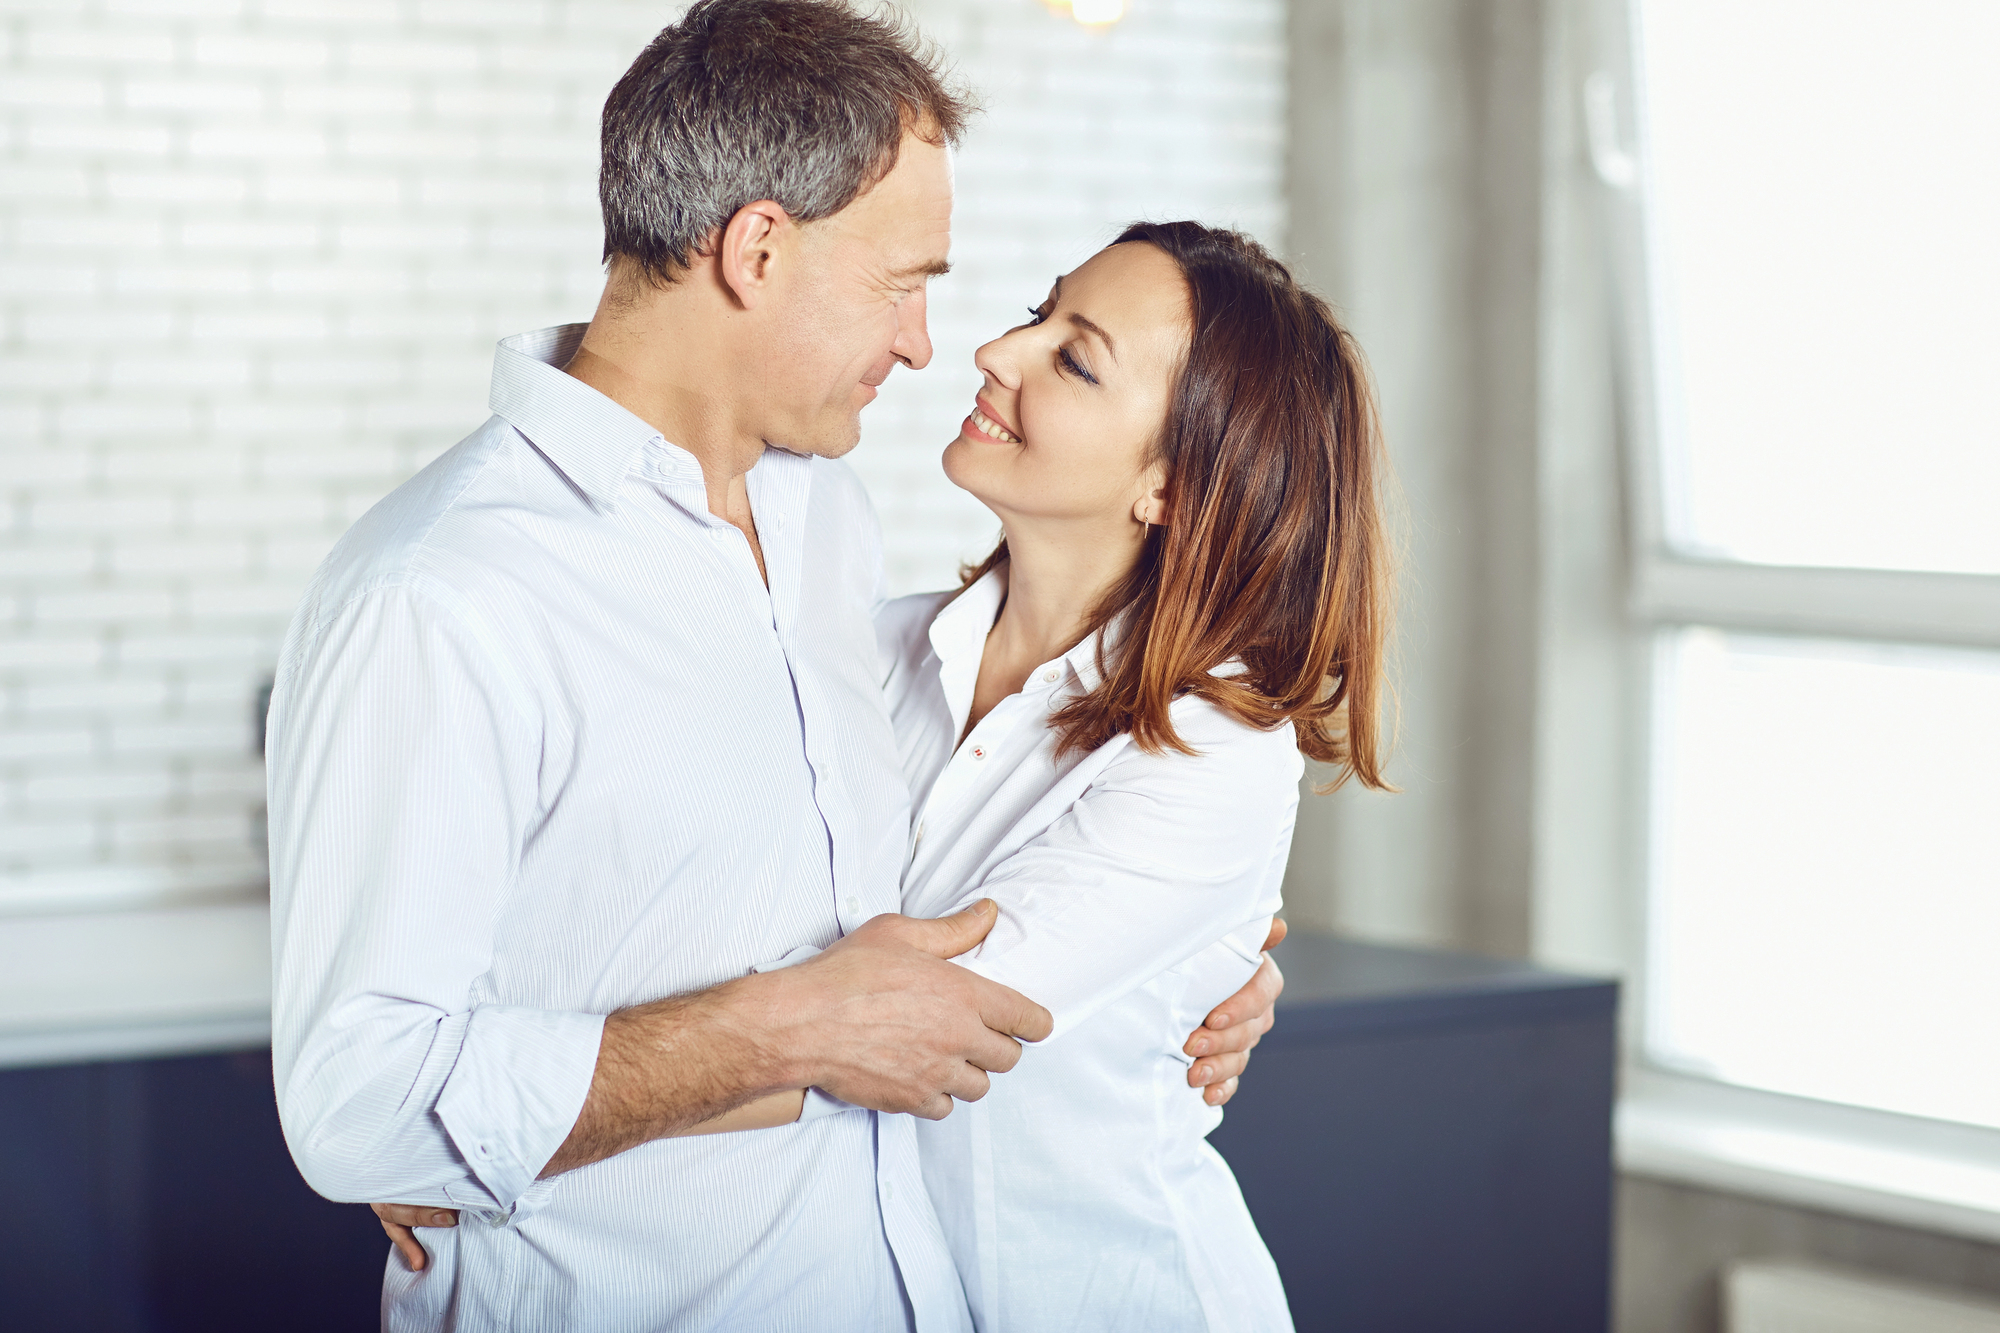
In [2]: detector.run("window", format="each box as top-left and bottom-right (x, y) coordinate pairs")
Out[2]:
(1622, 0), (2000, 1130)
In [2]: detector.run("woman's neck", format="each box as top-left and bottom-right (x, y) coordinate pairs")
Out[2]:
(961, 517), (1147, 742)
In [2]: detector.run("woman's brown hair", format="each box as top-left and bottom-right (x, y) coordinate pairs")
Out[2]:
(962, 221), (1394, 790)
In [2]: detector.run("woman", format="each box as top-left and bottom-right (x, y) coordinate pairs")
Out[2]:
(378, 221), (1391, 1330)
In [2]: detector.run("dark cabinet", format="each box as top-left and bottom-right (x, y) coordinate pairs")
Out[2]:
(1209, 930), (1620, 1333)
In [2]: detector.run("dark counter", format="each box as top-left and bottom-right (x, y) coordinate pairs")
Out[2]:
(1210, 930), (1620, 1333)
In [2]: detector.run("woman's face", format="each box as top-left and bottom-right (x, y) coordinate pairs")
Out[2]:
(942, 242), (1189, 533)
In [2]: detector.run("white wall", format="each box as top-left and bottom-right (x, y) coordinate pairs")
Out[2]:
(0, 0), (1285, 915)
(1280, 0), (1547, 953)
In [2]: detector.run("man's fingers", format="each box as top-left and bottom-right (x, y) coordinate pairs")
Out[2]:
(1204, 1076), (1241, 1107)
(1260, 917), (1289, 953)
(943, 1062), (992, 1105)
(971, 975), (1053, 1045)
(380, 1218), (428, 1272)
(913, 1092), (955, 1121)
(892, 899), (1000, 960)
(958, 1024), (1026, 1076)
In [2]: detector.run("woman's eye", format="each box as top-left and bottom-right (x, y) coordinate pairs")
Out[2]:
(1058, 347), (1099, 385)
(1025, 306), (1048, 326)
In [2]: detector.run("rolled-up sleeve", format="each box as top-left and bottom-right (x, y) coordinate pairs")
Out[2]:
(267, 581), (603, 1211)
(949, 705), (1303, 1042)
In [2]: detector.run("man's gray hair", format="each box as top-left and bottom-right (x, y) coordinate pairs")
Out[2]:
(600, 0), (973, 284)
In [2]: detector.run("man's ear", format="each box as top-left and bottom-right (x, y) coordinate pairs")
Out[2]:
(714, 200), (793, 311)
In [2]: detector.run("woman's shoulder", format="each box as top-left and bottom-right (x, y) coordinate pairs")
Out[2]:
(1151, 685), (1305, 785)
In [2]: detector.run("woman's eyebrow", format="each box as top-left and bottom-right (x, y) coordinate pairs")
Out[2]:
(1066, 312), (1117, 361)
(1048, 273), (1116, 360)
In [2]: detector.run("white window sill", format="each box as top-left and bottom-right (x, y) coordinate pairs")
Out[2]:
(1619, 1067), (2000, 1244)
(0, 900), (272, 1069)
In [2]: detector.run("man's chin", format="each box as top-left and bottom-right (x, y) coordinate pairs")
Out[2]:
(776, 416), (863, 460)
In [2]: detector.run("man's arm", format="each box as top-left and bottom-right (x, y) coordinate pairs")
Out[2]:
(540, 901), (1050, 1177)
(271, 586), (1050, 1210)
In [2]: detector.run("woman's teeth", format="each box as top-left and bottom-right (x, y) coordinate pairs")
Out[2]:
(970, 408), (1020, 443)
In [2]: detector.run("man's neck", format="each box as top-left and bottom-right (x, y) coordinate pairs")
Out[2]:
(562, 268), (769, 521)
(562, 272), (771, 581)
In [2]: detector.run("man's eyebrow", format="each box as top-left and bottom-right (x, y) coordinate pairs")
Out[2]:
(893, 259), (952, 279)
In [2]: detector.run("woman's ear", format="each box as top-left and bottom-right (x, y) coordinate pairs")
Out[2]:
(1132, 465), (1170, 527)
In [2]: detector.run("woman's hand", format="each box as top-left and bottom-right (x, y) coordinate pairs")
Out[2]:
(1184, 918), (1287, 1106)
(373, 1203), (457, 1272)
(368, 1086), (809, 1268)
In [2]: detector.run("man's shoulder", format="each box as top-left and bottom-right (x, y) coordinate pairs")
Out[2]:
(298, 415), (535, 630)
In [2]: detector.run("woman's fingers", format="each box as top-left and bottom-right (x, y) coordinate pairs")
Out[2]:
(372, 1202), (457, 1229)
(370, 1202), (458, 1273)
(1203, 1076), (1241, 1107)
(1189, 953), (1284, 1047)
(379, 1217), (429, 1272)
(1188, 1046), (1253, 1090)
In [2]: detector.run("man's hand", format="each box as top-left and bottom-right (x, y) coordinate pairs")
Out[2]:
(1183, 917), (1287, 1107)
(539, 899), (1051, 1179)
(768, 900), (1056, 1120)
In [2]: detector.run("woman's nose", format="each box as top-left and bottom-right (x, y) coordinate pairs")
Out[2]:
(973, 331), (1022, 391)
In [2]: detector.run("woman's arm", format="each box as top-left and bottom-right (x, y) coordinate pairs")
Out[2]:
(948, 704), (1303, 1046)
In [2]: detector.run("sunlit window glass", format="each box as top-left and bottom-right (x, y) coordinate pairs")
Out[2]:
(1648, 629), (2000, 1128)
(1639, 0), (2000, 575)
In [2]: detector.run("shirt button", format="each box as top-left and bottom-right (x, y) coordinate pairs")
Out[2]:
(1042, 669), (1060, 683)
(844, 895), (860, 916)
(487, 1211), (508, 1229)
(883, 1181), (895, 1202)
(971, 746), (986, 760)
(914, 821), (925, 843)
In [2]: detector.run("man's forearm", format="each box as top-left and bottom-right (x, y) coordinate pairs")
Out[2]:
(537, 903), (1051, 1180)
(539, 973), (800, 1179)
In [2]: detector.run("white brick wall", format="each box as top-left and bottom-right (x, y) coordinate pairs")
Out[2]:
(1, 0), (1284, 914)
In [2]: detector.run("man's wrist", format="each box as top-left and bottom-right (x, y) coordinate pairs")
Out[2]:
(721, 963), (821, 1096)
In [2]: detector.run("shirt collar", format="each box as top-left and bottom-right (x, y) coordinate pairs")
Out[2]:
(488, 324), (704, 513)
(928, 563), (1128, 698)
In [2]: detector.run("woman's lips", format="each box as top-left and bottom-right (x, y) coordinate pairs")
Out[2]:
(966, 400), (1021, 443)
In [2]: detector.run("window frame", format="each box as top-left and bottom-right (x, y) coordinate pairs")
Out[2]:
(1576, 0), (2000, 1230)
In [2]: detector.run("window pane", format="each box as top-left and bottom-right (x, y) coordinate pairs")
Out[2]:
(1639, 0), (2000, 575)
(1649, 629), (2000, 1128)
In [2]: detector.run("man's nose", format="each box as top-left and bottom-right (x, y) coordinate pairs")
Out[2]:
(893, 288), (933, 371)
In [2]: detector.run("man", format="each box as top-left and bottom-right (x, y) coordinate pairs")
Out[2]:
(267, 3), (1281, 1329)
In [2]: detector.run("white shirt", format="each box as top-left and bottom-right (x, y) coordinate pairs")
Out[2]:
(878, 571), (1301, 1333)
(266, 325), (967, 1333)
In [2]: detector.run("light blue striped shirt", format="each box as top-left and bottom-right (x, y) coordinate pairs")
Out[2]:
(267, 325), (967, 1332)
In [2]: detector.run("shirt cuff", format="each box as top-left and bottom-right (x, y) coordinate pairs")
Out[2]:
(434, 1004), (606, 1210)
(747, 950), (856, 1122)
(800, 1087), (861, 1121)
(749, 943), (823, 973)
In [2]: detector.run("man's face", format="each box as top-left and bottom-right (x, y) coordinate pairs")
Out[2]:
(756, 132), (954, 457)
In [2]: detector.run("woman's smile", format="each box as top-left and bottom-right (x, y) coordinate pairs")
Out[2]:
(962, 399), (1022, 443)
